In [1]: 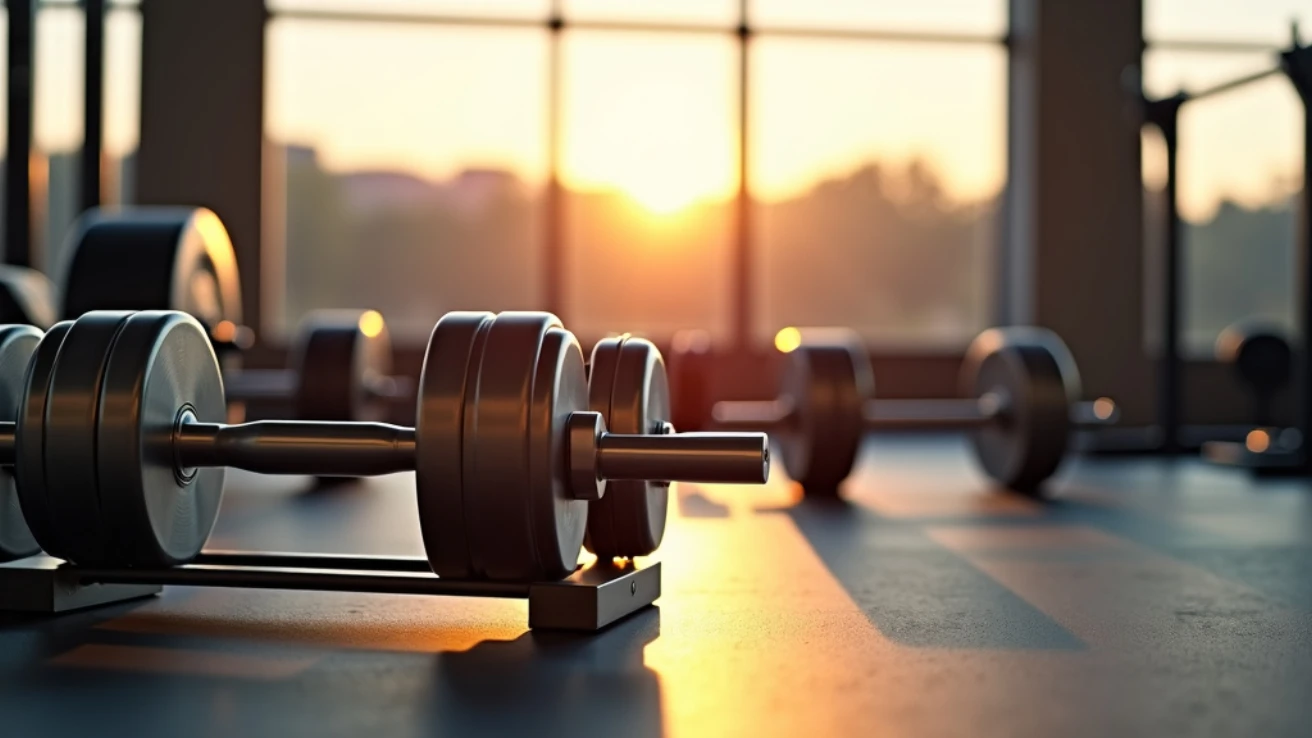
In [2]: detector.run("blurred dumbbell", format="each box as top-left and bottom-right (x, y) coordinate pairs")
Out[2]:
(711, 326), (1118, 495)
(60, 207), (407, 422)
(1214, 320), (1292, 429)
(61, 207), (253, 357)
(226, 309), (411, 422)
(1201, 321), (1302, 469)
(667, 329), (715, 432)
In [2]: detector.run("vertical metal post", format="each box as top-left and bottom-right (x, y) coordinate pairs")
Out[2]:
(5, 0), (36, 267)
(1281, 44), (1312, 471)
(1145, 95), (1184, 453)
(544, 4), (565, 319)
(81, 0), (107, 213)
(733, 0), (752, 351)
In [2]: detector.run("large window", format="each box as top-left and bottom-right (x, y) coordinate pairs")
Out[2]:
(751, 39), (1003, 346)
(1144, 3), (1308, 354)
(0, 1), (141, 275)
(265, 2), (1006, 347)
(265, 18), (549, 340)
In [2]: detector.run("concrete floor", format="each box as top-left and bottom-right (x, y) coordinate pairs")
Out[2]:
(1, 437), (1310, 737)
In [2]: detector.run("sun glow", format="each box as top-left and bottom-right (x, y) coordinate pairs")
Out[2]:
(624, 180), (705, 215)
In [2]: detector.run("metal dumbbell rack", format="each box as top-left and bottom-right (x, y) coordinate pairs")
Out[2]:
(1134, 28), (1312, 471)
(0, 552), (660, 632)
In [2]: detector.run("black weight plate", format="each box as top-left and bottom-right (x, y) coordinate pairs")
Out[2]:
(43, 311), (133, 565)
(777, 330), (870, 494)
(585, 336), (670, 559)
(415, 311), (495, 579)
(292, 309), (392, 421)
(15, 321), (72, 558)
(962, 327), (1079, 495)
(0, 325), (43, 561)
(1215, 321), (1293, 393)
(97, 311), (226, 565)
(465, 312), (586, 581)
(61, 207), (243, 334)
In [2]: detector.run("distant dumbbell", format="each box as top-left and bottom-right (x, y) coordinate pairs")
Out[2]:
(61, 206), (253, 355)
(667, 329), (715, 433)
(225, 309), (411, 422)
(711, 326), (1118, 495)
(0, 311), (770, 575)
(61, 207), (406, 422)
(1215, 320), (1293, 429)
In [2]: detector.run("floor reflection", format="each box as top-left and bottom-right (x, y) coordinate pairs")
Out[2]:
(767, 497), (1083, 650)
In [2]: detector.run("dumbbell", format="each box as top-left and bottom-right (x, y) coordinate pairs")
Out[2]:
(61, 206), (252, 355)
(1215, 320), (1293, 429)
(710, 326), (1117, 495)
(223, 309), (413, 422)
(61, 207), (409, 422)
(0, 310), (770, 581)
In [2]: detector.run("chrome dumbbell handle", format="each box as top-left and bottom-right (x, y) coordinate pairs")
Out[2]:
(92, 411), (771, 491)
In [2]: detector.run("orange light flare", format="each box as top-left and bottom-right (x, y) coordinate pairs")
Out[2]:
(1246, 429), (1271, 454)
(1092, 397), (1117, 421)
(212, 320), (237, 344)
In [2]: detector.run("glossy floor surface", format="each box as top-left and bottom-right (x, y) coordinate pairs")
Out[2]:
(2, 437), (1310, 737)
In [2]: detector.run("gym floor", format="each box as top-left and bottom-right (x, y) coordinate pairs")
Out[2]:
(2, 437), (1309, 737)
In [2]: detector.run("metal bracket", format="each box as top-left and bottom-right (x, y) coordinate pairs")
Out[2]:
(0, 556), (161, 612)
(0, 553), (659, 632)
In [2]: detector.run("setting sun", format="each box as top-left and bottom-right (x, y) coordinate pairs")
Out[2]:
(624, 178), (706, 215)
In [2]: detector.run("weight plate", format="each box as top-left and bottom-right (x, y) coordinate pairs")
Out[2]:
(415, 311), (495, 579)
(525, 321), (590, 579)
(61, 207), (243, 335)
(777, 330), (870, 494)
(585, 336), (670, 559)
(1215, 321), (1293, 393)
(291, 309), (393, 422)
(43, 311), (133, 565)
(0, 325), (43, 561)
(97, 311), (226, 565)
(962, 327), (1079, 495)
(465, 313), (586, 581)
(15, 321), (72, 559)
(583, 335), (624, 557)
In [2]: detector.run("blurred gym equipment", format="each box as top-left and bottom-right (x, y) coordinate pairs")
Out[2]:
(61, 208), (410, 422)
(1202, 321), (1302, 471)
(1128, 24), (1312, 462)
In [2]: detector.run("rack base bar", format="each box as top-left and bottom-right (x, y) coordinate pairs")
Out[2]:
(0, 556), (660, 632)
(193, 551), (436, 573)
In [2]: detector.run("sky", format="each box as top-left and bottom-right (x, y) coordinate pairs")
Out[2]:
(9, 1), (1312, 217)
